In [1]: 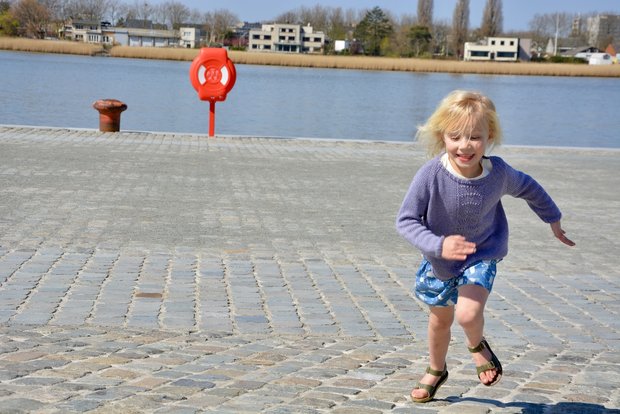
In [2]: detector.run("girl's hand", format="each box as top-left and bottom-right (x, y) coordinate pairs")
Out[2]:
(442, 235), (476, 261)
(550, 221), (575, 246)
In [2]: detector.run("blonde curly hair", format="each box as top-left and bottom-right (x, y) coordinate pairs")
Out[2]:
(416, 90), (503, 157)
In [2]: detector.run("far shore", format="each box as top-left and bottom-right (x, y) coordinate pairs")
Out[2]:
(2, 37), (619, 78)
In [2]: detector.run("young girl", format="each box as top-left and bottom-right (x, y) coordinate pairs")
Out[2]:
(396, 90), (575, 403)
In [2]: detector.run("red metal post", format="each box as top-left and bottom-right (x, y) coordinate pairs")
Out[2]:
(209, 101), (215, 137)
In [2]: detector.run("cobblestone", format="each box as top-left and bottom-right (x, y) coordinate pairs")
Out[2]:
(0, 126), (619, 413)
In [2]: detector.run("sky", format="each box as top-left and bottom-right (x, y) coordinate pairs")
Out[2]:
(148, 0), (620, 32)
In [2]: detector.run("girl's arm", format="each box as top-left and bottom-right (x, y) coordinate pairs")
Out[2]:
(503, 161), (562, 224)
(396, 169), (445, 258)
(502, 160), (574, 246)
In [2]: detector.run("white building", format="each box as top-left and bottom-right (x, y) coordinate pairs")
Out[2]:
(464, 37), (530, 62)
(180, 27), (200, 48)
(60, 19), (180, 47)
(113, 28), (179, 47)
(60, 20), (113, 44)
(249, 23), (325, 53)
(334, 40), (350, 53)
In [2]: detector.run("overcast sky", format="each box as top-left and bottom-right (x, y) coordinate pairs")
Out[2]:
(147, 0), (620, 31)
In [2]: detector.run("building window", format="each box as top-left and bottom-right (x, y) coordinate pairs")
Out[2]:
(500, 40), (505, 45)
(491, 40), (495, 45)
(264, 35), (271, 40)
(252, 34), (259, 39)
(471, 51), (489, 57)
(497, 52), (515, 58)
(510, 41), (515, 46)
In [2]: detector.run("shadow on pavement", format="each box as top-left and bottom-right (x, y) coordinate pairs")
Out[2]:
(448, 397), (619, 414)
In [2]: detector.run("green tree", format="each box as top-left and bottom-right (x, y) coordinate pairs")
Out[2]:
(353, 6), (393, 56)
(0, 2), (19, 36)
(409, 24), (432, 56)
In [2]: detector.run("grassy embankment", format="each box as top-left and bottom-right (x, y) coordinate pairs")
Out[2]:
(2, 37), (620, 78)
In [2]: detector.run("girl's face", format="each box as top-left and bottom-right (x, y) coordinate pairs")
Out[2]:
(443, 120), (491, 178)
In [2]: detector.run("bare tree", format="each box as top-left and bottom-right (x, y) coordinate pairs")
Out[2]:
(204, 9), (238, 45)
(327, 7), (348, 41)
(161, 0), (189, 29)
(187, 8), (202, 25)
(387, 14), (415, 56)
(39, 0), (62, 20)
(274, 10), (298, 24)
(105, 0), (122, 24)
(417, 0), (433, 28)
(130, 0), (153, 22)
(451, 0), (469, 57)
(299, 5), (329, 30)
(61, 0), (108, 21)
(480, 0), (502, 37)
(528, 12), (572, 45)
(433, 19), (450, 55)
(12, 0), (50, 38)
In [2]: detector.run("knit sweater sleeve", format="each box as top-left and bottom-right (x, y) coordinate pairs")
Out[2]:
(395, 161), (445, 258)
(500, 158), (562, 223)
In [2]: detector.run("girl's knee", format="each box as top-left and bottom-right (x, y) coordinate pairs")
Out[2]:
(429, 307), (454, 330)
(455, 305), (483, 328)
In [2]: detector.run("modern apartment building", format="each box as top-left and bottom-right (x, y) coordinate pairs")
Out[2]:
(587, 14), (620, 49)
(464, 37), (531, 62)
(249, 23), (325, 53)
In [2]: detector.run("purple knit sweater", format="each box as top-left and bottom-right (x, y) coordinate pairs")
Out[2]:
(396, 155), (562, 280)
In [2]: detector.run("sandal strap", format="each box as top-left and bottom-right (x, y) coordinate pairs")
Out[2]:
(468, 340), (487, 353)
(425, 365), (447, 376)
(475, 361), (496, 375)
(416, 382), (435, 394)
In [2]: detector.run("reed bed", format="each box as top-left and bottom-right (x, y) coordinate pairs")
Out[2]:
(0, 37), (104, 56)
(109, 46), (620, 78)
(228, 51), (620, 78)
(109, 45), (197, 61)
(2, 38), (619, 78)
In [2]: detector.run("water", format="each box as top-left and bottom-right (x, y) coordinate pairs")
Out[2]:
(1, 50), (619, 148)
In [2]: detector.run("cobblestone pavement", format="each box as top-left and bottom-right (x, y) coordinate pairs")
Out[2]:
(0, 125), (619, 413)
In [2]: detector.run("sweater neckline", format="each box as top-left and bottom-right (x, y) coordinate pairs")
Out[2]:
(437, 155), (497, 184)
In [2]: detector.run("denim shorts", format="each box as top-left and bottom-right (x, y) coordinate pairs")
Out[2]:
(415, 259), (498, 307)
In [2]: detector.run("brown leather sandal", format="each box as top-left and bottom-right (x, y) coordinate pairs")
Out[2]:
(410, 365), (449, 403)
(468, 338), (502, 386)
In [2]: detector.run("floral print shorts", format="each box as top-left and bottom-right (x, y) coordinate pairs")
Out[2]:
(415, 259), (498, 307)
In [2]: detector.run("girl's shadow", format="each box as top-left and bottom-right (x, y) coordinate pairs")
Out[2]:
(446, 397), (619, 414)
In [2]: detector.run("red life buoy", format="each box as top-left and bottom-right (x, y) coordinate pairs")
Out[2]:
(189, 48), (236, 102)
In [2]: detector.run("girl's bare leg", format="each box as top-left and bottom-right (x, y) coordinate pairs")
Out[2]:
(456, 284), (497, 384)
(411, 305), (454, 400)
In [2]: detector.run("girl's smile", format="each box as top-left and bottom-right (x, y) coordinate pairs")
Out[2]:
(443, 124), (491, 178)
